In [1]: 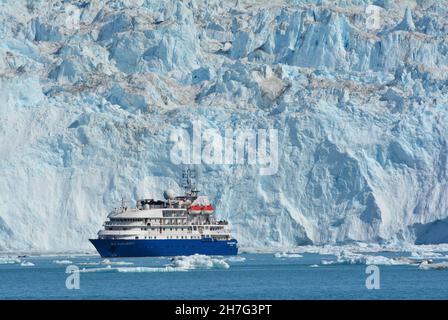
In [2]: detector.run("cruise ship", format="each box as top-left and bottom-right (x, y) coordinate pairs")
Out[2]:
(89, 170), (238, 257)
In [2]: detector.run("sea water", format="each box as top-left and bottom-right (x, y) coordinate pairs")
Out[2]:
(1, 252), (447, 299)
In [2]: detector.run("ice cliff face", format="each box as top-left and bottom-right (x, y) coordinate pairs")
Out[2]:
(1, 0), (448, 252)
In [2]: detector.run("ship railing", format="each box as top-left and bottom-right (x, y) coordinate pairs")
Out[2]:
(106, 222), (200, 227)
(99, 230), (142, 236)
(208, 229), (231, 234)
(105, 221), (147, 227)
(187, 222), (228, 226)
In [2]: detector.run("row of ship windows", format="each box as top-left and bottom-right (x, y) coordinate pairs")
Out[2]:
(141, 227), (190, 231)
(113, 218), (185, 222)
(107, 226), (222, 231)
(136, 236), (203, 240)
(138, 227), (221, 231)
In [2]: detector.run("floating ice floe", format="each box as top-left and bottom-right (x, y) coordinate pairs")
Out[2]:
(115, 266), (188, 273)
(169, 254), (229, 269)
(418, 261), (448, 270)
(257, 244), (448, 257)
(309, 264), (319, 268)
(20, 261), (35, 267)
(225, 256), (246, 262)
(101, 259), (134, 266)
(76, 265), (188, 273)
(77, 259), (134, 266)
(73, 254), (229, 273)
(274, 252), (303, 258)
(78, 262), (100, 266)
(53, 260), (73, 264)
(321, 250), (417, 266)
(77, 265), (113, 273)
(410, 252), (443, 260)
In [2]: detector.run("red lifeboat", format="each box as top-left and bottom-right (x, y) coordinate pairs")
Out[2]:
(189, 196), (214, 214)
(188, 204), (214, 214)
(189, 205), (202, 214)
(202, 204), (214, 214)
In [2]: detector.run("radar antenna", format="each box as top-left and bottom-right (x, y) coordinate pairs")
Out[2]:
(182, 168), (199, 197)
(121, 197), (128, 211)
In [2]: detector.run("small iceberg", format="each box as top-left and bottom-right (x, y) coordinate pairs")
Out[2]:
(20, 261), (35, 267)
(169, 254), (229, 269)
(418, 260), (448, 270)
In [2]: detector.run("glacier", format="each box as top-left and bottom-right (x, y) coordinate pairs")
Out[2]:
(0, 0), (448, 252)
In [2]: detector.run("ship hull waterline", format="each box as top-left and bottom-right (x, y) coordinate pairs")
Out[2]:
(89, 238), (238, 257)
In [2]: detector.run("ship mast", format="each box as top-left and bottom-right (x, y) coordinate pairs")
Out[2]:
(182, 168), (199, 198)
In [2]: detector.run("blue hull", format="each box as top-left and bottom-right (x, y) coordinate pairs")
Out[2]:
(89, 238), (238, 257)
